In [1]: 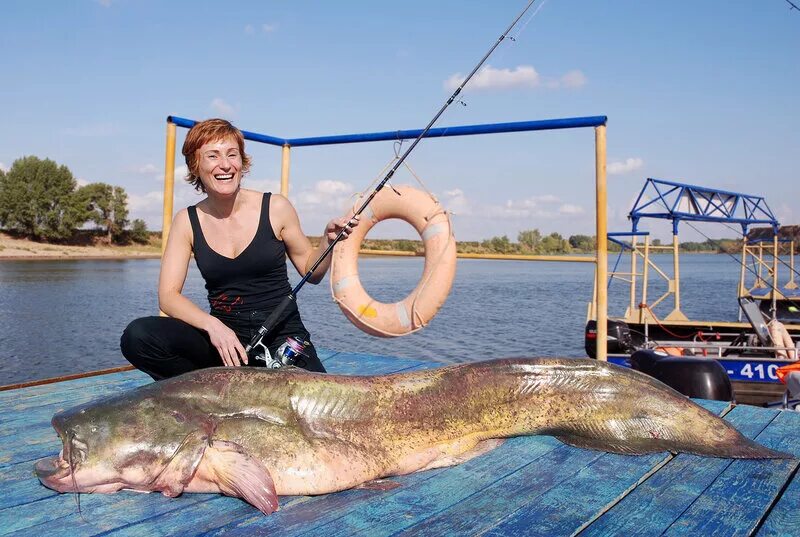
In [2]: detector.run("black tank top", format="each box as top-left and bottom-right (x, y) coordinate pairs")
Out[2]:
(187, 193), (299, 324)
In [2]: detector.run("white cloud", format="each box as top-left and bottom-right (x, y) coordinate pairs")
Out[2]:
(245, 178), (280, 193)
(558, 204), (584, 215)
(0, 162), (7, 172)
(138, 164), (158, 174)
(775, 203), (795, 228)
(608, 157), (644, 176)
(210, 98), (236, 117)
(444, 65), (587, 92)
(559, 70), (587, 89)
(445, 65), (539, 91)
(293, 180), (356, 211)
(440, 188), (472, 216)
(76, 178), (89, 187)
(245, 23), (277, 35)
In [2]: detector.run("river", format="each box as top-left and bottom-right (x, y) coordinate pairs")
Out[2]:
(0, 254), (744, 385)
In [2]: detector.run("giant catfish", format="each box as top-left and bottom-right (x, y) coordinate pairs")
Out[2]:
(35, 358), (790, 515)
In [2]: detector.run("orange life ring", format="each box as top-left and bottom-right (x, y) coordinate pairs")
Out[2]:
(330, 185), (456, 337)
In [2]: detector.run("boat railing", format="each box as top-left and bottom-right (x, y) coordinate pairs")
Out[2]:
(645, 342), (798, 360)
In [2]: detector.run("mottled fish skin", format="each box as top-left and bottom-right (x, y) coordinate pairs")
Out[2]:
(35, 358), (790, 515)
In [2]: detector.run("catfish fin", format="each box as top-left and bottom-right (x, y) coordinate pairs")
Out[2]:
(356, 479), (402, 491)
(203, 439), (279, 515)
(422, 438), (507, 471)
(154, 429), (210, 497)
(555, 434), (660, 455)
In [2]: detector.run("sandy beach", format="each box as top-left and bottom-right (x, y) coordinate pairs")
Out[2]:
(0, 233), (162, 260)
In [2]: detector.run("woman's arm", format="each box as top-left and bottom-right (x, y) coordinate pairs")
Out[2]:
(158, 209), (247, 366)
(272, 194), (358, 284)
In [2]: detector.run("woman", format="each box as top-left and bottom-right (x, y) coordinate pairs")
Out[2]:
(121, 118), (358, 380)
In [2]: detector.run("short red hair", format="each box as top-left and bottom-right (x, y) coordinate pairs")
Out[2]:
(182, 118), (252, 193)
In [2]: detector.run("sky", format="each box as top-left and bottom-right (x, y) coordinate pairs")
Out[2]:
(1, 0), (798, 242)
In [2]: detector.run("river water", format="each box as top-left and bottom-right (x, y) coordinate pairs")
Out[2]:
(0, 254), (745, 385)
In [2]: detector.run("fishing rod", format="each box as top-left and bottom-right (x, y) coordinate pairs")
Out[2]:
(245, 0), (539, 364)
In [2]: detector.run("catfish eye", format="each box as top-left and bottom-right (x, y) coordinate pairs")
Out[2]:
(170, 411), (186, 423)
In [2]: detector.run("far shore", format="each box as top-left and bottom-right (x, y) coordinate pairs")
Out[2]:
(0, 232), (720, 262)
(0, 233), (162, 260)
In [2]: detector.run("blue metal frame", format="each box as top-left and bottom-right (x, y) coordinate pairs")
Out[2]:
(629, 178), (779, 235)
(167, 115), (608, 147)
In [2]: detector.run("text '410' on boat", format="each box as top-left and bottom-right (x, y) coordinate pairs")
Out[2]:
(585, 178), (800, 406)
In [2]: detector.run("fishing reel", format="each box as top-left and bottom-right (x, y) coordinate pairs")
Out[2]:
(250, 336), (310, 369)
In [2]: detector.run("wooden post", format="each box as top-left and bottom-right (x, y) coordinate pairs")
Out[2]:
(772, 234), (779, 314)
(595, 125), (608, 362)
(641, 236), (650, 323)
(672, 233), (681, 312)
(161, 121), (177, 254)
(788, 240), (797, 290)
(629, 236), (638, 321)
(280, 144), (291, 197)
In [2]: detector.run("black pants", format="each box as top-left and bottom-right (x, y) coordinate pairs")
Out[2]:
(120, 315), (325, 381)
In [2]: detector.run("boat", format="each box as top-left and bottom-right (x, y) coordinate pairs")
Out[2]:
(585, 178), (800, 405)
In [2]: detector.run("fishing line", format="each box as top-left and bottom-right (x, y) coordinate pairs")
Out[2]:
(715, 220), (800, 281)
(684, 221), (800, 315)
(245, 0), (541, 358)
(427, 0), (548, 138)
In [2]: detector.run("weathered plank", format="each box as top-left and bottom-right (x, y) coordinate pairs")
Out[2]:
(0, 351), (430, 536)
(2, 356), (798, 537)
(580, 404), (784, 537)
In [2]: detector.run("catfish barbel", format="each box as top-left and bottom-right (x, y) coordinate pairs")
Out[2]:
(35, 358), (789, 515)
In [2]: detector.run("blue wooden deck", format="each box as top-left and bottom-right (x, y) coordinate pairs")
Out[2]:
(2, 350), (800, 536)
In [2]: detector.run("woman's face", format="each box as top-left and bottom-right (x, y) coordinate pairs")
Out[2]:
(196, 137), (243, 197)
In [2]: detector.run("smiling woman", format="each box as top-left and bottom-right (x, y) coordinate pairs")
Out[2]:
(119, 118), (360, 381)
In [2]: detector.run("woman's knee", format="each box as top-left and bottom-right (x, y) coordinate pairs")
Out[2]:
(120, 316), (162, 359)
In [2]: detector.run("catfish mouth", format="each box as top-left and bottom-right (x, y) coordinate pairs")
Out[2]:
(35, 453), (74, 491)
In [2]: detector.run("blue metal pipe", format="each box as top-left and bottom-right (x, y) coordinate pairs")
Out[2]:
(167, 115), (607, 148)
(168, 116), (288, 146)
(285, 116), (608, 147)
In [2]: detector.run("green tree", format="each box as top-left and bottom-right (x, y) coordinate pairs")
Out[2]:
(75, 183), (130, 243)
(517, 229), (542, 253)
(568, 234), (595, 252)
(129, 218), (150, 244)
(481, 235), (514, 254)
(0, 156), (81, 240)
(540, 232), (569, 253)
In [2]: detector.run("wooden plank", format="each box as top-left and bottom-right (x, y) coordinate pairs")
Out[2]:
(580, 404), (783, 537)
(482, 452), (669, 537)
(757, 416), (800, 535)
(664, 409), (800, 536)
(203, 436), (563, 537)
(0, 377), (150, 436)
(323, 352), (432, 375)
(0, 370), (148, 404)
(661, 411), (797, 536)
(0, 352), (426, 535)
(482, 407), (736, 535)
(375, 443), (611, 536)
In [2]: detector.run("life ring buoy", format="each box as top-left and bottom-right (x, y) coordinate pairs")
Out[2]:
(769, 319), (797, 360)
(330, 185), (456, 337)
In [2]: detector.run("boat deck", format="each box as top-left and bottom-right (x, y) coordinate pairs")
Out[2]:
(2, 350), (800, 536)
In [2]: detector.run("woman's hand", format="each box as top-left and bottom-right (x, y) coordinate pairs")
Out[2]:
(325, 214), (360, 244)
(205, 317), (248, 367)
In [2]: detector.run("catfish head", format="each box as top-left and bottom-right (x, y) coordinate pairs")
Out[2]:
(35, 380), (280, 514)
(35, 387), (214, 498)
